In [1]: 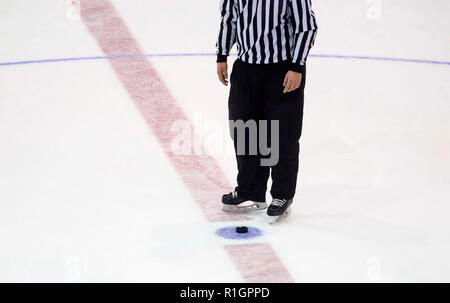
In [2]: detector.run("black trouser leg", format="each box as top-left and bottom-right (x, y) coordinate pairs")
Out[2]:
(228, 60), (269, 202)
(263, 64), (305, 200)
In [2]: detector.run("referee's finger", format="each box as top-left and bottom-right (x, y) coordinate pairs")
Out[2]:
(217, 71), (226, 85)
(283, 73), (288, 88)
(283, 79), (292, 93)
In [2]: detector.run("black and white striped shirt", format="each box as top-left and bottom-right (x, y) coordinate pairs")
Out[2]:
(216, 0), (317, 73)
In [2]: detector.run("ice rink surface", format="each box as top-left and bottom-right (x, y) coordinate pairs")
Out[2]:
(1, 0), (449, 282)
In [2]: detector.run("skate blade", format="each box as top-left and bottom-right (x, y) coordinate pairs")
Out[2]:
(268, 208), (291, 224)
(222, 201), (268, 213)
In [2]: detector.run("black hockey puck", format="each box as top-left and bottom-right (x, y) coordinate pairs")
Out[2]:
(236, 226), (248, 233)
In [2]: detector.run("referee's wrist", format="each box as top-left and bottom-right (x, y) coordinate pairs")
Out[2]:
(217, 54), (228, 63)
(289, 62), (305, 74)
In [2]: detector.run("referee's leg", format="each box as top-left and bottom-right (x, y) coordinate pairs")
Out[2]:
(263, 65), (306, 200)
(228, 60), (270, 202)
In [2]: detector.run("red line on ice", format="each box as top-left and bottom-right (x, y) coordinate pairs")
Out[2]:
(80, 0), (293, 283)
(225, 244), (294, 282)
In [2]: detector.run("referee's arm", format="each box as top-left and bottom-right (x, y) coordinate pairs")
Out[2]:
(216, 0), (238, 63)
(289, 0), (318, 74)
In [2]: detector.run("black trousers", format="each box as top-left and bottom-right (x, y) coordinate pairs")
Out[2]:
(228, 59), (305, 202)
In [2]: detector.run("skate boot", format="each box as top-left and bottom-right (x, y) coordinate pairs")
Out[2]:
(222, 191), (268, 212)
(267, 198), (293, 224)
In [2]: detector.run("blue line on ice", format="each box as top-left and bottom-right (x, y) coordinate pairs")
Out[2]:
(0, 53), (449, 67)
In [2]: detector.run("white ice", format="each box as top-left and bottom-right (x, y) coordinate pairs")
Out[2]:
(0, 0), (449, 282)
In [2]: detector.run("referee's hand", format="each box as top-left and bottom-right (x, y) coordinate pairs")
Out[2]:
(217, 62), (229, 86)
(283, 70), (302, 93)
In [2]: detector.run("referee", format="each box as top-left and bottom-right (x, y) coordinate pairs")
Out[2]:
(217, 0), (318, 222)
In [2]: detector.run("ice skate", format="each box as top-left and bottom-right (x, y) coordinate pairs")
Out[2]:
(222, 191), (268, 212)
(267, 198), (293, 224)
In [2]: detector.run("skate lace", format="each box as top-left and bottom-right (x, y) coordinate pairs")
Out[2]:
(272, 199), (287, 207)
